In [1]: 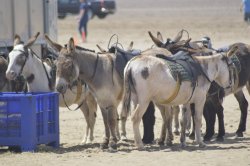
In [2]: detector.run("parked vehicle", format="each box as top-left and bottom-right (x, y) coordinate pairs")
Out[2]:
(58, 0), (116, 19)
(0, 0), (57, 58)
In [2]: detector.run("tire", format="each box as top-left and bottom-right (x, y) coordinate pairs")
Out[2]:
(97, 13), (107, 19)
(58, 13), (66, 19)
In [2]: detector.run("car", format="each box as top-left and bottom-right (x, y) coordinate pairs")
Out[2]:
(58, 0), (116, 19)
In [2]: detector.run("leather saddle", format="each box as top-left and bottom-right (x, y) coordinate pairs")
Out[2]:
(109, 46), (140, 79)
(156, 51), (205, 87)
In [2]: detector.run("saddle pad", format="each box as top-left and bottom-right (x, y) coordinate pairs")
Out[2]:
(110, 46), (137, 79)
(156, 52), (204, 87)
(164, 60), (193, 83)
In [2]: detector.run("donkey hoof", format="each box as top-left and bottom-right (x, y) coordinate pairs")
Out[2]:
(108, 143), (117, 152)
(236, 132), (244, 138)
(86, 139), (93, 144)
(199, 142), (206, 148)
(121, 135), (128, 141)
(166, 141), (173, 146)
(80, 139), (87, 145)
(203, 136), (212, 142)
(216, 136), (224, 142)
(189, 133), (195, 140)
(100, 143), (109, 150)
(136, 143), (145, 150)
(180, 142), (187, 148)
(157, 140), (164, 146)
(174, 130), (180, 135)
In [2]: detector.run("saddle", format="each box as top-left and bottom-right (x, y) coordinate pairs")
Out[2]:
(109, 46), (140, 79)
(156, 51), (205, 87)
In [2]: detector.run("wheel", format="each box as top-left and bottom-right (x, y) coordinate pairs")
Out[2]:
(97, 13), (107, 19)
(58, 13), (66, 19)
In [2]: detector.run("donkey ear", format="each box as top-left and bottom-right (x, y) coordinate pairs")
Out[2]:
(127, 41), (134, 51)
(44, 34), (63, 52)
(14, 34), (21, 46)
(157, 32), (164, 43)
(24, 32), (40, 49)
(173, 29), (184, 43)
(96, 44), (107, 53)
(148, 31), (163, 47)
(227, 45), (238, 57)
(67, 37), (75, 53)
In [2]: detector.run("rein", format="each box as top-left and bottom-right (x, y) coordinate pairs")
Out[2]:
(61, 80), (87, 111)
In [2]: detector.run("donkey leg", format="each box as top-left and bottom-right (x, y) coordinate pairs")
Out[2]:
(120, 113), (128, 141)
(194, 102), (206, 148)
(216, 103), (225, 141)
(132, 103), (149, 150)
(189, 105), (196, 140)
(203, 100), (216, 142)
(142, 101), (155, 144)
(157, 104), (167, 145)
(79, 101), (90, 144)
(107, 107), (119, 151)
(234, 90), (248, 138)
(166, 106), (174, 146)
(100, 107), (110, 149)
(115, 110), (121, 141)
(180, 105), (190, 147)
(173, 106), (180, 135)
(85, 94), (97, 144)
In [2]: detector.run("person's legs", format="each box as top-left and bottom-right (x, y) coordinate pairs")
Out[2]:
(79, 19), (88, 42)
(247, 13), (250, 22)
(83, 21), (88, 38)
(78, 20), (84, 37)
(244, 13), (250, 22)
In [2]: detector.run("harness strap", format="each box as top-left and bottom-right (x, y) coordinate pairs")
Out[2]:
(62, 93), (85, 111)
(73, 79), (83, 103)
(160, 74), (181, 104)
(31, 50), (53, 90)
(90, 53), (99, 81)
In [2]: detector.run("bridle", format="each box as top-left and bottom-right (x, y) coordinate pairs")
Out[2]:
(11, 47), (53, 91)
(11, 48), (29, 79)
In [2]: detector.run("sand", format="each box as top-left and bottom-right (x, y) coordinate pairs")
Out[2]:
(1, 0), (250, 165)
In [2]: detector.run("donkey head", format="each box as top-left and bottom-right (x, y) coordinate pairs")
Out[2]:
(45, 35), (79, 94)
(214, 46), (238, 90)
(148, 30), (193, 54)
(6, 32), (40, 80)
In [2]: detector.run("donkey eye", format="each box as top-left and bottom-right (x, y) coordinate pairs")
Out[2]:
(16, 55), (25, 65)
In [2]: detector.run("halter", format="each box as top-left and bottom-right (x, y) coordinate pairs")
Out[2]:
(12, 49), (29, 79)
(62, 79), (86, 111)
(11, 48), (53, 91)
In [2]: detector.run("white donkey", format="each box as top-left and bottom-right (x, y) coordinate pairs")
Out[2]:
(122, 47), (237, 149)
(5, 32), (97, 144)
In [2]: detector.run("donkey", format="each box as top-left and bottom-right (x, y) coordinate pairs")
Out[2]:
(122, 47), (237, 149)
(0, 56), (12, 91)
(5, 32), (97, 144)
(149, 31), (250, 141)
(45, 35), (172, 150)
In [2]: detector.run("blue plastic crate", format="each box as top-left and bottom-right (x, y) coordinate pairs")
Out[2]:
(0, 92), (59, 152)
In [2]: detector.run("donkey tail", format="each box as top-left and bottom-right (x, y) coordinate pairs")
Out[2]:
(122, 68), (136, 117)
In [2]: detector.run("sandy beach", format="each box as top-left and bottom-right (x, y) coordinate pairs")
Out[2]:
(1, 0), (250, 165)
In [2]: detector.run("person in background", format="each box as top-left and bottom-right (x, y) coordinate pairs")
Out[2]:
(76, 0), (89, 42)
(241, 0), (250, 23)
